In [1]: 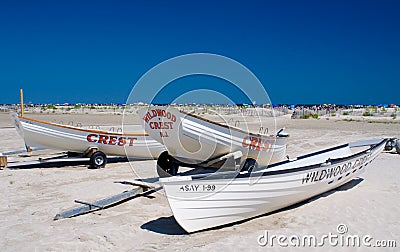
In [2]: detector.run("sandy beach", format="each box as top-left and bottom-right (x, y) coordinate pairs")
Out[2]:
(0, 112), (399, 251)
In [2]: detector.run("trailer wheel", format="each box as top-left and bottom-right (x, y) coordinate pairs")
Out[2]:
(90, 151), (107, 169)
(240, 158), (258, 172)
(385, 139), (395, 151)
(395, 139), (400, 154)
(157, 151), (179, 177)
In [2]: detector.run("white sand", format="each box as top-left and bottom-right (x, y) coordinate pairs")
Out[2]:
(0, 113), (399, 251)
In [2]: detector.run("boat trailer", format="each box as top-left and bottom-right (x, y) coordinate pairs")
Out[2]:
(54, 180), (161, 220)
(0, 147), (127, 169)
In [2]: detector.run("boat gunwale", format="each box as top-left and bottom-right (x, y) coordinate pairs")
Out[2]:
(19, 116), (149, 137)
(183, 138), (388, 181)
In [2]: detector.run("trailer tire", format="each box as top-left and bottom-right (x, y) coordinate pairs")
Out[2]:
(90, 151), (107, 169)
(240, 158), (258, 172)
(385, 139), (395, 151)
(157, 151), (179, 177)
(395, 139), (400, 154)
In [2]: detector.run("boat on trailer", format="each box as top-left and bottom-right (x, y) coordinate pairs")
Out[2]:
(10, 113), (165, 168)
(159, 138), (387, 233)
(140, 106), (287, 176)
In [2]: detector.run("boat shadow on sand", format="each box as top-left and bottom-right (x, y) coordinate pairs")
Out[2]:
(140, 177), (364, 235)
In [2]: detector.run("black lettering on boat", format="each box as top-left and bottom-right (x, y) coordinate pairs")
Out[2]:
(312, 171), (320, 182)
(300, 150), (378, 185)
(203, 185), (216, 191)
(334, 166), (340, 176)
(302, 173), (311, 184)
(179, 184), (215, 192)
(327, 168), (335, 179)
(319, 169), (327, 180)
(339, 164), (346, 174)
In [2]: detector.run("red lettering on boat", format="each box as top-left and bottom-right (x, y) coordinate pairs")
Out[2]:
(108, 136), (117, 145)
(98, 135), (109, 144)
(87, 134), (98, 143)
(118, 137), (126, 146)
(127, 137), (136, 146)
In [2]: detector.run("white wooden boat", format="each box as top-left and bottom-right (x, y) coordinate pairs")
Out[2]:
(160, 138), (387, 232)
(140, 106), (287, 175)
(10, 113), (165, 168)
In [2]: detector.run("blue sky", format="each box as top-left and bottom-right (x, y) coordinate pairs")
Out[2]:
(0, 0), (399, 105)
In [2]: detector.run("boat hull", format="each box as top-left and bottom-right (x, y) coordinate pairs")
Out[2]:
(11, 113), (165, 158)
(141, 107), (286, 167)
(160, 139), (387, 232)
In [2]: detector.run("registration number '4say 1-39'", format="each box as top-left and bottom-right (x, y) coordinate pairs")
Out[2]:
(179, 184), (216, 192)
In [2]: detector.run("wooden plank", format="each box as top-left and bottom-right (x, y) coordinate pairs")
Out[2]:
(0, 156), (7, 167)
(20, 88), (24, 117)
(54, 187), (144, 220)
(54, 184), (163, 220)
